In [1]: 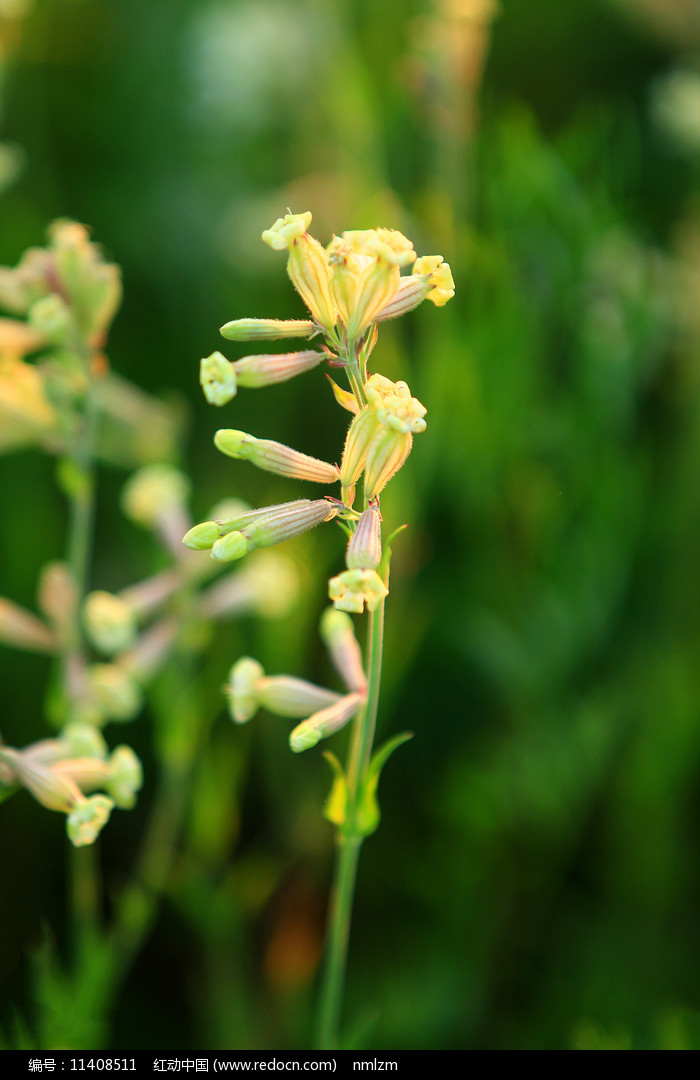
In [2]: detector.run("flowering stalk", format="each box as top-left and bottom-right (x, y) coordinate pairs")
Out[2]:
(192, 210), (453, 1049)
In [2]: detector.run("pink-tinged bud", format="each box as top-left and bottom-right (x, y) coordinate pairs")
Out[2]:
(257, 677), (342, 718)
(214, 429), (339, 484)
(219, 318), (315, 341)
(374, 274), (431, 322)
(0, 597), (56, 654)
(289, 692), (365, 753)
(320, 607), (367, 693)
(0, 748), (81, 813)
(346, 506), (382, 571)
(328, 569), (389, 614)
(240, 499), (338, 549)
(233, 348), (329, 388)
(226, 658), (340, 723)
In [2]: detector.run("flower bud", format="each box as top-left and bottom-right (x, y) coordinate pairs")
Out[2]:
(226, 657), (265, 723)
(83, 590), (137, 655)
(67, 794), (114, 847)
(374, 274), (431, 322)
(200, 351), (237, 405)
(182, 521), (221, 550)
(346, 506), (382, 571)
(121, 465), (190, 529)
(328, 569), (389, 614)
(319, 607), (367, 693)
(106, 746), (143, 809)
(220, 317), (315, 341)
(214, 429), (339, 484)
(89, 664), (143, 723)
(257, 676), (341, 718)
(339, 407), (379, 491)
(240, 499), (338, 549)
(289, 692), (365, 753)
(363, 428), (413, 502)
(233, 348), (328, 389)
(0, 748), (81, 813)
(211, 531), (251, 563)
(0, 597), (56, 654)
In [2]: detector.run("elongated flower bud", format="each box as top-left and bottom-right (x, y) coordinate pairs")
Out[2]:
(289, 692), (365, 753)
(374, 274), (432, 322)
(200, 351), (237, 405)
(220, 317), (315, 341)
(234, 348), (328, 388)
(226, 657), (340, 723)
(345, 258), (400, 342)
(346, 506), (382, 571)
(184, 501), (308, 551)
(208, 500), (338, 561)
(340, 406), (379, 491)
(320, 607), (367, 693)
(214, 429), (339, 484)
(328, 568), (389, 614)
(363, 428), (413, 502)
(0, 597), (56, 654)
(0, 748), (81, 812)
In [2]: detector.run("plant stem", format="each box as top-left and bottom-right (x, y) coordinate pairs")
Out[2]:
(64, 340), (100, 953)
(316, 597), (385, 1051)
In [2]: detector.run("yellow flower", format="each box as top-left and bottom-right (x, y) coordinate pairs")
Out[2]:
(413, 256), (455, 307)
(262, 212), (337, 331)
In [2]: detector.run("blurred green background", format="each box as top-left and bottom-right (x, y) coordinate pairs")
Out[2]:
(3, 0), (700, 1052)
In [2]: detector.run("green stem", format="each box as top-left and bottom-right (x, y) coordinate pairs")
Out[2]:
(316, 597), (385, 1051)
(64, 340), (100, 953)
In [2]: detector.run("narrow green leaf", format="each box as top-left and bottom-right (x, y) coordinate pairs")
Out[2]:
(356, 731), (413, 836)
(322, 751), (349, 827)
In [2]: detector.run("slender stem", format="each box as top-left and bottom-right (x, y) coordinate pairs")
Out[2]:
(316, 597), (386, 1051)
(64, 340), (101, 953)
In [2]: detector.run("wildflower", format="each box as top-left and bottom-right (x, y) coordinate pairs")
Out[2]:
(289, 692), (365, 753)
(319, 607), (367, 693)
(66, 795), (114, 847)
(412, 255), (455, 306)
(210, 499), (338, 562)
(328, 568), (389, 614)
(262, 212), (336, 331)
(226, 657), (341, 724)
(346, 505), (382, 571)
(214, 429), (339, 483)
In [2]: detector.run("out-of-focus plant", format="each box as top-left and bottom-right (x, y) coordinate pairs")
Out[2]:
(186, 210), (454, 1049)
(0, 223), (299, 1050)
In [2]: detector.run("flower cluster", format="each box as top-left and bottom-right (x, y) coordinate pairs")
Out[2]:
(187, 210), (453, 752)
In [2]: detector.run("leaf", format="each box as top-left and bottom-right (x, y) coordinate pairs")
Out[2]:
(326, 375), (359, 414)
(355, 732), (413, 837)
(322, 751), (349, 827)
